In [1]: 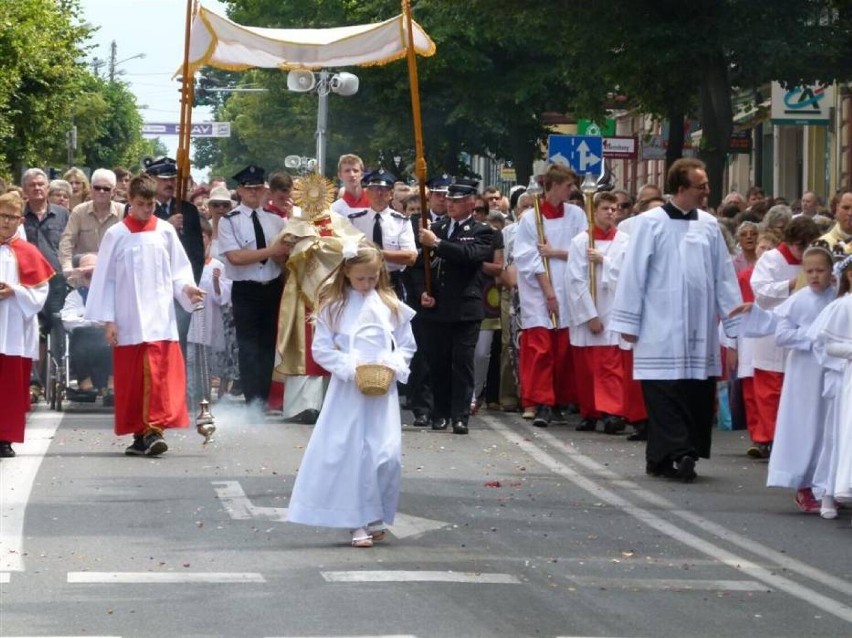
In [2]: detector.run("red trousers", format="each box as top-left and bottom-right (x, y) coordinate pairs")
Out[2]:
(741, 376), (760, 441)
(113, 341), (189, 436)
(619, 349), (648, 423)
(752, 369), (783, 443)
(0, 355), (32, 443)
(519, 327), (577, 407)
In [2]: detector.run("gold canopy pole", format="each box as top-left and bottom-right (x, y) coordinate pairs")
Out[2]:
(402, 0), (431, 295)
(176, 0), (197, 205)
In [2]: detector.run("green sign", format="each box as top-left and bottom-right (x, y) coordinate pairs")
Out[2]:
(578, 118), (615, 137)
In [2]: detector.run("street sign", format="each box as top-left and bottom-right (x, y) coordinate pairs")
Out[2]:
(578, 118), (616, 137)
(547, 135), (603, 175)
(770, 81), (834, 125)
(142, 122), (232, 137)
(640, 134), (696, 161)
(602, 136), (637, 159)
(728, 131), (753, 154)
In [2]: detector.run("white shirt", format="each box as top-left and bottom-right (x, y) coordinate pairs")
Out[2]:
(749, 247), (801, 372)
(345, 207), (416, 273)
(187, 258), (232, 348)
(217, 204), (286, 282)
(0, 244), (47, 358)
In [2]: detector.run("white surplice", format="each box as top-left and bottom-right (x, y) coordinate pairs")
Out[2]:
(807, 297), (848, 499)
(818, 294), (852, 499)
(749, 248), (800, 373)
(609, 207), (741, 380)
(84, 219), (196, 345)
(761, 286), (835, 489)
(0, 244), (48, 359)
(514, 203), (587, 329)
(187, 258), (231, 349)
(287, 289), (416, 529)
(566, 230), (628, 347)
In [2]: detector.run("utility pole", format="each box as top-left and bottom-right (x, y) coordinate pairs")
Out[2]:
(109, 40), (117, 83)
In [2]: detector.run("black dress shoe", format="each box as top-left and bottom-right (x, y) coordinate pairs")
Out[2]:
(646, 460), (675, 477)
(412, 414), (431, 427)
(602, 416), (627, 435)
(0, 441), (16, 458)
(575, 417), (597, 432)
(627, 420), (648, 441)
(431, 417), (449, 431)
(674, 455), (697, 482)
(532, 405), (552, 428)
(451, 420), (469, 435)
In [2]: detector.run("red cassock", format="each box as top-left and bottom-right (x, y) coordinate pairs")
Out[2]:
(0, 238), (54, 443)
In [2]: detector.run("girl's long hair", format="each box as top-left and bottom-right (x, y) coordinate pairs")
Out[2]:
(315, 243), (400, 330)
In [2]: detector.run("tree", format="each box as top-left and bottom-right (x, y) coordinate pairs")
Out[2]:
(0, 0), (91, 179)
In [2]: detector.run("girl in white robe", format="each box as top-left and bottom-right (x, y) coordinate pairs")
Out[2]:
(287, 244), (416, 548)
(736, 247), (835, 512)
(814, 254), (852, 520)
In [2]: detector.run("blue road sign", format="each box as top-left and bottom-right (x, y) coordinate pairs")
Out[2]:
(547, 135), (603, 175)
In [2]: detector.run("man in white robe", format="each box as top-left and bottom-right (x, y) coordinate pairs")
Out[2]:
(610, 159), (742, 481)
(513, 164), (587, 427)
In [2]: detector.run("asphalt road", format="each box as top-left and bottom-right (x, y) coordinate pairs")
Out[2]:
(1, 399), (850, 638)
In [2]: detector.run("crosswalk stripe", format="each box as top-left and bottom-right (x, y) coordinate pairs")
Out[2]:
(67, 572), (265, 584)
(321, 570), (520, 584)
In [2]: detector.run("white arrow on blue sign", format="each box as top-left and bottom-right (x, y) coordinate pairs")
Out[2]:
(547, 134), (603, 176)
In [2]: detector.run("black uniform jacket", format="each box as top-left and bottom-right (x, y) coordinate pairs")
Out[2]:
(420, 215), (494, 323)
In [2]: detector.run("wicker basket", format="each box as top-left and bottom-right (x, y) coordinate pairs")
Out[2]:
(355, 363), (395, 396)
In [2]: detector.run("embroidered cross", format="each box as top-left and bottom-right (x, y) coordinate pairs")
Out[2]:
(688, 329), (702, 351)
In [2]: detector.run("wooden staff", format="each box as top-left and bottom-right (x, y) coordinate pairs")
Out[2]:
(176, 0), (197, 208)
(582, 185), (597, 305)
(402, 0), (431, 295)
(532, 192), (557, 328)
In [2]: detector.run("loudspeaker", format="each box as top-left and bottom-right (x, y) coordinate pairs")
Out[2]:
(329, 72), (359, 96)
(287, 70), (316, 93)
(284, 155), (302, 169)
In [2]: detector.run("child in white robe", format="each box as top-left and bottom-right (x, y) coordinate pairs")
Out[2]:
(85, 175), (204, 457)
(186, 220), (232, 406)
(812, 253), (852, 520)
(287, 244), (416, 548)
(735, 246), (836, 513)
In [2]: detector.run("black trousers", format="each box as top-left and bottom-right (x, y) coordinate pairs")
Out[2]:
(231, 279), (283, 406)
(69, 326), (112, 389)
(641, 378), (716, 464)
(423, 319), (479, 423)
(406, 313), (433, 417)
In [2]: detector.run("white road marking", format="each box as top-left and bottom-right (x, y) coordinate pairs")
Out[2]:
(321, 570), (520, 584)
(67, 572), (265, 584)
(482, 415), (852, 625)
(267, 635), (416, 638)
(569, 577), (770, 591)
(0, 414), (65, 572)
(0, 572), (10, 583)
(212, 480), (449, 538)
(533, 426), (852, 598)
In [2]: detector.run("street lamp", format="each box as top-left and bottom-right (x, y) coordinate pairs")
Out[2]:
(286, 70), (359, 176)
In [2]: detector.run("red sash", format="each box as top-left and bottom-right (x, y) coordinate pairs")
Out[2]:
(777, 243), (801, 265)
(4, 237), (54, 287)
(593, 225), (616, 241)
(123, 215), (157, 233)
(540, 200), (563, 220)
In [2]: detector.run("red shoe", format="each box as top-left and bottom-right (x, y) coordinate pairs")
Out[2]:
(794, 488), (820, 514)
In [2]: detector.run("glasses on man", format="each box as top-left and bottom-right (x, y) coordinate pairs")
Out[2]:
(92, 185), (113, 193)
(0, 214), (21, 223)
(690, 182), (710, 191)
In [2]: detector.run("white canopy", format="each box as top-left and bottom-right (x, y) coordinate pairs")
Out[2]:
(182, 4), (436, 75)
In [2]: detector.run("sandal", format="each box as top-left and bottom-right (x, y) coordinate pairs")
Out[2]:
(351, 528), (373, 548)
(367, 521), (387, 542)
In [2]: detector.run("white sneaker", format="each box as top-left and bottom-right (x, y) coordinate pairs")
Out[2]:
(821, 496), (838, 519)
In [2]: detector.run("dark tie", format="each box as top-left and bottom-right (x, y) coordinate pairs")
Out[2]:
(251, 210), (267, 263)
(156, 201), (169, 219)
(373, 212), (383, 248)
(448, 221), (458, 239)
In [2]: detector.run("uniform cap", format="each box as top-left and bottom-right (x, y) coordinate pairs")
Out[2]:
(426, 173), (452, 192)
(361, 168), (396, 188)
(144, 156), (178, 178)
(233, 164), (266, 186)
(447, 177), (479, 199)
